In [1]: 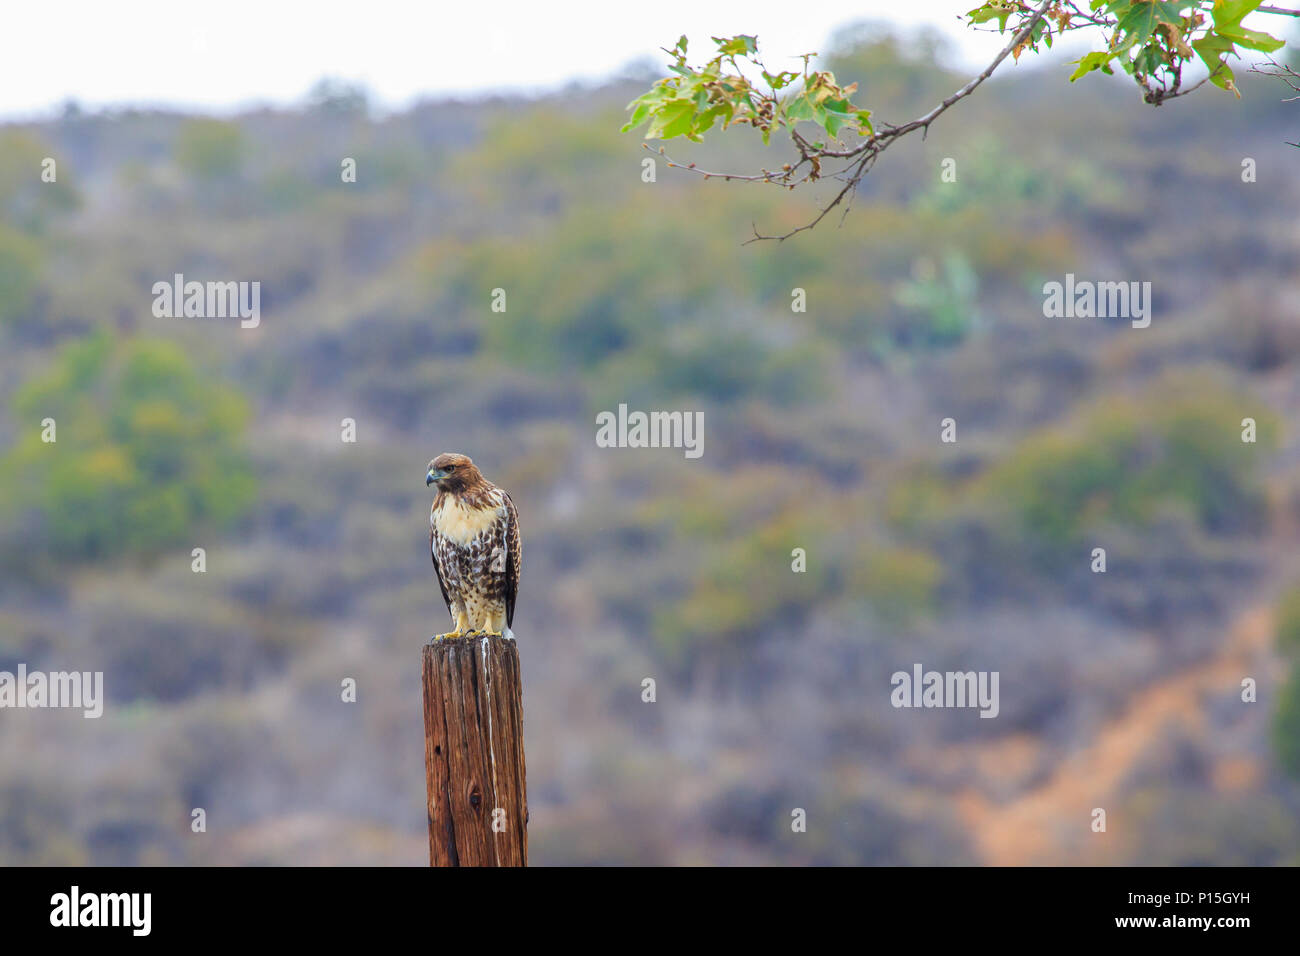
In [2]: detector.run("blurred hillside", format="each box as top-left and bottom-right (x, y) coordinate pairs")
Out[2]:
(1, 29), (1299, 865)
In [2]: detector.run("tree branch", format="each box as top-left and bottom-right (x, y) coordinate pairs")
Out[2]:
(645, 0), (1291, 241)
(745, 0), (1054, 242)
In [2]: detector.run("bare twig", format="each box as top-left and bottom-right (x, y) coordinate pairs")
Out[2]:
(1150, 75), (1213, 103)
(1252, 55), (1300, 100)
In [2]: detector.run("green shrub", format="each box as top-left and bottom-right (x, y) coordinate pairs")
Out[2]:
(1, 331), (256, 565)
(1276, 586), (1300, 659)
(852, 546), (942, 626)
(0, 129), (80, 232)
(1273, 665), (1300, 780)
(0, 226), (42, 326)
(976, 373), (1276, 559)
(175, 119), (244, 182)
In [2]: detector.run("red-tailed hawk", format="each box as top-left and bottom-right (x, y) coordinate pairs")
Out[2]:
(426, 453), (521, 640)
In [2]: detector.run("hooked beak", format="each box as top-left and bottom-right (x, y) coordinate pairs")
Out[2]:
(426, 468), (446, 486)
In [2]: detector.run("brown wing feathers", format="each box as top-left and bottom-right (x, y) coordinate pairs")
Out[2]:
(431, 526), (452, 617)
(504, 491), (521, 628)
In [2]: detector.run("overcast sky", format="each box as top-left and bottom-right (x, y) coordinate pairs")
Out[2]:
(5, 1), (1290, 120)
(0, 0), (1095, 119)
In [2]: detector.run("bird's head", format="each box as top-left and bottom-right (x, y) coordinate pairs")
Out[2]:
(426, 452), (480, 493)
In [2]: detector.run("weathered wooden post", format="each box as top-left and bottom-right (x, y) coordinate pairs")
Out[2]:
(421, 634), (528, 866)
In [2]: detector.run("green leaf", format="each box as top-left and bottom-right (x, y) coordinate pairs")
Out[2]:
(647, 99), (696, 140)
(1133, 44), (1166, 76)
(822, 113), (844, 137)
(619, 100), (652, 133)
(762, 69), (796, 91)
(784, 94), (815, 124)
(821, 97), (857, 137)
(1114, 1), (1184, 46)
(713, 34), (758, 57)
(1217, 25), (1285, 53)
(1069, 50), (1117, 80)
(1192, 32), (1239, 91)
(693, 104), (728, 136)
(1211, 0), (1265, 29)
(967, 2), (1013, 31)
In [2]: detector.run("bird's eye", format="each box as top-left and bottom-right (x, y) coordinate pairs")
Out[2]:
(445, 464), (456, 471)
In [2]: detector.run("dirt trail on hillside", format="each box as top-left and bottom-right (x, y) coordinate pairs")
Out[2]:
(954, 604), (1277, 865)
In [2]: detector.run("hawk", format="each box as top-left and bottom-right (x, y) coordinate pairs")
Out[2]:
(426, 453), (521, 641)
